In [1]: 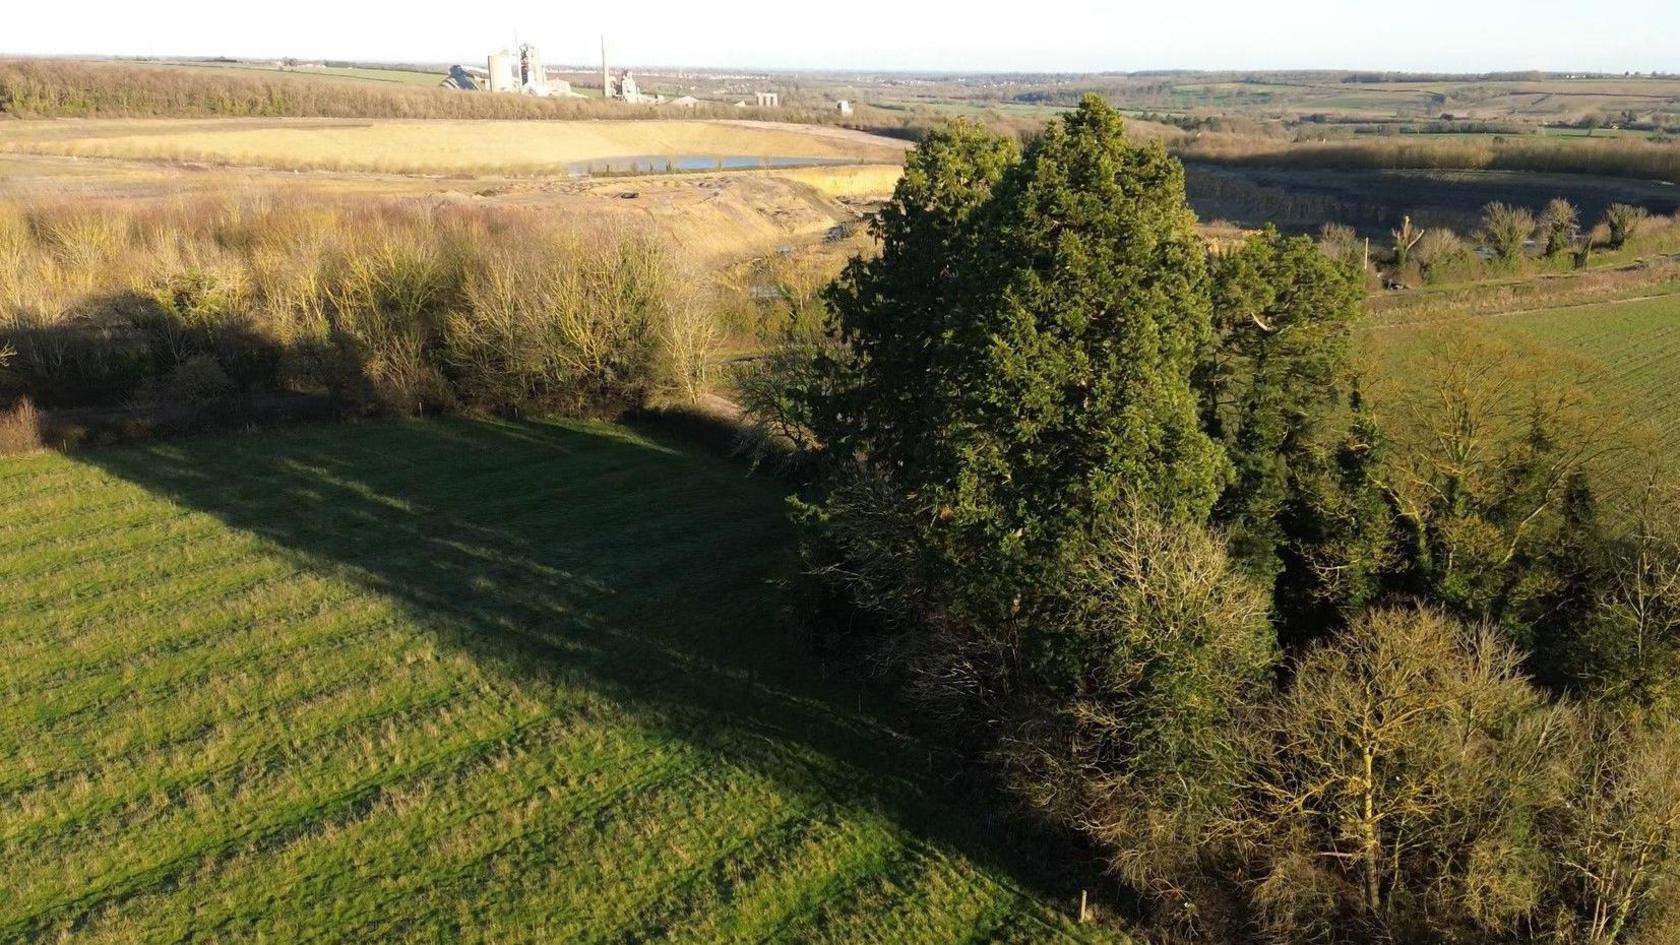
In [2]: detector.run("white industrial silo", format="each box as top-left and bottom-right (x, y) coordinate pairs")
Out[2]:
(487, 51), (516, 93)
(518, 44), (548, 95)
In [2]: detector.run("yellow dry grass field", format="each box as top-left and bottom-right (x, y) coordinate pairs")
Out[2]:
(770, 164), (907, 200)
(0, 118), (911, 177)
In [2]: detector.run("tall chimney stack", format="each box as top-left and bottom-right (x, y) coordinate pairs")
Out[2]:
(601, 36), (610, 98)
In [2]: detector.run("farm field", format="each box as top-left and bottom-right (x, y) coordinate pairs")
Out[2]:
(1111, 75), (1680, 122)
(863, 74), (1680, 127)
(1369, 289), (1680, 453)
(0, 417), (1114, 944)
(172, 61), (450, 87)
(0, 118), (911, 177)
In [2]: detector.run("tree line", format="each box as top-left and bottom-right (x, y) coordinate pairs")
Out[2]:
(1319, 198), (1659, 288)
(739, 96), (1680, 944)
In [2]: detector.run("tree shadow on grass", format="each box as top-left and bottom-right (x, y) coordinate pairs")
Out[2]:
(73, 415), (1100, 930)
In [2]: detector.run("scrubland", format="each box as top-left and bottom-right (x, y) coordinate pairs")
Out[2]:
(0, 196), (720, 435)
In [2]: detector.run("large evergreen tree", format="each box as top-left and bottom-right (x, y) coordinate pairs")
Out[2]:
(817, 119), (1019, 467)
(797, 95), (1241, 703)
(896, 96), (1229, 629)
(1202, 228), (1375, 639)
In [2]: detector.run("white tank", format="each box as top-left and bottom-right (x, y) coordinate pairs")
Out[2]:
(487, 51), (516, 94)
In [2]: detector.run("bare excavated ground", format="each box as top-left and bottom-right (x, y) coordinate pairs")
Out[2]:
(0, 152), (901, 266)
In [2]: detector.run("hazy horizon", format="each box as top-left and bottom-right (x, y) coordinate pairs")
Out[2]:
(6, 0), (1678, 75)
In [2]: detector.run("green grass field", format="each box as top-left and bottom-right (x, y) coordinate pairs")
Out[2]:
(1369, 290), (1680, 451)
(176, 61), (448, 86)
(0, 418), (1115, 944)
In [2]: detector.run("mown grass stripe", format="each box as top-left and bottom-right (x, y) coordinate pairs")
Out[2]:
(0, 573), (372, 705)
(3, 709), (562, 941)
(0, 616), (413, 796)
(0, 419), (1108, 944)
(1, 668), (489, 855)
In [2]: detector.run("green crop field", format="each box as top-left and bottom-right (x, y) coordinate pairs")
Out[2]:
(175, 61), (448, 86)
(0, 418), (1114, 944)
(1370, 290), (1680, 452)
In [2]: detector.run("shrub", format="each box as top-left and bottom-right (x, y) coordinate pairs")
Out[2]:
(1477, 201), (1537, 264)
(1542, 198), (1581, 257)
(1605, 203), (1650, 249)
(1316, 222), (1364, 272)
(0, 197), (707, 420)
(1411, 227), (1471, 282)
(1390, 215), (1424, 269)
(658, 279), (722, 405)
(730, 335), (841, 465)
(321, 236), (462, 414)
(0, 396), (41, 454)
(445, 235), (674, 415)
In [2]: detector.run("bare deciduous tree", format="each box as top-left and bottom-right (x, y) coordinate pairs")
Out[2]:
(1391, 215), (1425, 269)
(1373, 329), (1629, 619)
(1586, 473), (1680, 708)
(1220, 608), (1680, 945)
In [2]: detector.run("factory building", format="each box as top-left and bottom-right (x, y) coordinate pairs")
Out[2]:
(517, 44), (548, 94)
(453, 40), (581, 97)
(607, 70), (657, 104)
(600, 38), (659, 104)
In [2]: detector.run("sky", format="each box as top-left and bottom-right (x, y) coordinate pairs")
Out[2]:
(4, 1), (1678, 74)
